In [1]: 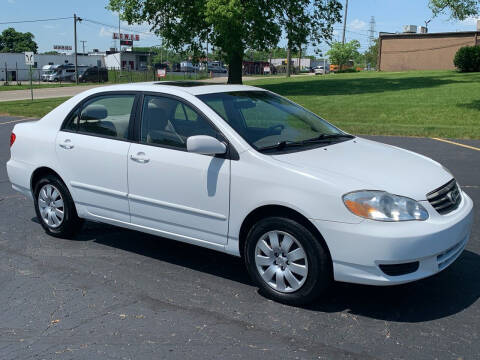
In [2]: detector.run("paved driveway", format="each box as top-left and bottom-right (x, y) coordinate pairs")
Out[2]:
(0, 85), (103, 102)
(0, 117), (478, 359)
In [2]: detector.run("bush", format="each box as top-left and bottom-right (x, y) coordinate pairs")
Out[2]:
(454, 46), (480, 72)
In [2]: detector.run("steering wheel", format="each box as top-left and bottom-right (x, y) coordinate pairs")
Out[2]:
(268, 124), (285, 133)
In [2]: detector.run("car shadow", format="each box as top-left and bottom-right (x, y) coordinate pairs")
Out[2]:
(75, 220), (252, 286)
(48, 219), (480, 323)
(305, 249), (480, 322)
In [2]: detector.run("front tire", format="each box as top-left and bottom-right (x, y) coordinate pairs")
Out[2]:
(33, 175), (83, 238)
(244, 217), (332, 305)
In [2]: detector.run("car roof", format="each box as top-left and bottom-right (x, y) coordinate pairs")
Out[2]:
(87, 82), (265, 96)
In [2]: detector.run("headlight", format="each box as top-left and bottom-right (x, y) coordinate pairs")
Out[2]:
(343, 191), (429, 221)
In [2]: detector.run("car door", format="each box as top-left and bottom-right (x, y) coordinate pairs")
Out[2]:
(127, 94), (230, 245)
(56, 92), (138, 223)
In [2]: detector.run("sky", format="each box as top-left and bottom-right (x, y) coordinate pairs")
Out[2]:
(1, 0), (479, 56)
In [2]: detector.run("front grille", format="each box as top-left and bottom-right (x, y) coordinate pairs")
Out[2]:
(426, 179), (461, 215)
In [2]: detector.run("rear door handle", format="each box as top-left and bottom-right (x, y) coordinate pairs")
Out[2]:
(130, 153), (150, 163)
(59, 139), (74, 149)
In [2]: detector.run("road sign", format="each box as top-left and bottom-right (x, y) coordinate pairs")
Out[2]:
(25, 52), (34, 66)
(157, 68), (166, 78)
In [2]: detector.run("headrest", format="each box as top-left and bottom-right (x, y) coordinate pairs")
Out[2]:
(81, 104), (108, 121)
(147, 98), (172, 112)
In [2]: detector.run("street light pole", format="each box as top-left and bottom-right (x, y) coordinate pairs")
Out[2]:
(342, 0), (349, 44)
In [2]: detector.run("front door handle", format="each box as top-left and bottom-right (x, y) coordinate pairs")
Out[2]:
(130, 153), (150, 164)
(59, 139), (74, 149)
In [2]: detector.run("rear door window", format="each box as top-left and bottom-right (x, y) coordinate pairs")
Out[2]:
(63, 94), (136, 140)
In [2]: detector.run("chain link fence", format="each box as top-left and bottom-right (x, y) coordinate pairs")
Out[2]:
(0, 65), (211, 87)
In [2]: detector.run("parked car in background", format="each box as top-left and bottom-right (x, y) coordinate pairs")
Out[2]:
(171, 63), (181, 72)
(41, 65), (59, 82)
(7, 82), (474, 305)
(46, 64), (84, 82)
(180, 61), (198, 72)
(200, 62), (228, 73)
(77, 67), (108, 83)
(314, 66), (326, 75)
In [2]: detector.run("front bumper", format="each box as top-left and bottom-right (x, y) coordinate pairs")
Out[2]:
(314, 191), (474, 285)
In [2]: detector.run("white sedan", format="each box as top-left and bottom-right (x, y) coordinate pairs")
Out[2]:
(7, 82), (474, 305)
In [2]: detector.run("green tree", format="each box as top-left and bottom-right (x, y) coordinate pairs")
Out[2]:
(363, 39), (379, 69)
(108, 0), (341, 83)
(429, 0), (479, 19)
(276, 0), (341, 76)
(327, 40), (361, 70)
(0, 27), (38, 53)
(108, 0), (280, 84)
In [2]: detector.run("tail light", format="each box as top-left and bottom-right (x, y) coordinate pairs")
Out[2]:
(10, 132), (16, 147)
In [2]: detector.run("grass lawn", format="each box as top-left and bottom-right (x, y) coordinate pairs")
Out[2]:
(249, 70), (480, 139)
(0, 97), (70, 118)
(1, 70), (479, 138)
(0, 83), (77, 91)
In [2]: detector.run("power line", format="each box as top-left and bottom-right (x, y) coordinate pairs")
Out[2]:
(0, 16), (72, 25)
(82, 18), (155, 37)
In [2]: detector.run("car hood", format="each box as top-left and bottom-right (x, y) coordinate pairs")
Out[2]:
(271, 137), (452, 200)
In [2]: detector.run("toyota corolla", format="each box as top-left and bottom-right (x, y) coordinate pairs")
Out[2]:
(7, 82), (474, 304)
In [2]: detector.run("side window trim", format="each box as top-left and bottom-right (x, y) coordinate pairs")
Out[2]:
(181, 103), (189, 121)
(60, 91), (140, 143)
(137, 92), (239, 160)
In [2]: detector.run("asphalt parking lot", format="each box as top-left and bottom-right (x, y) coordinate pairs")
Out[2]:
(0, 116), (478, 359)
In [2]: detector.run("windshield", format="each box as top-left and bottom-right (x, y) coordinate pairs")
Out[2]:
(197, 91), (350, 152)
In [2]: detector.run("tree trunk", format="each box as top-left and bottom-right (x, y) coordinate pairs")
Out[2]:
(227, 51), (243, 84)
(286, 46), (291, 77)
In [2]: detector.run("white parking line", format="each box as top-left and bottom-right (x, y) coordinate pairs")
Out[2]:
(0, 118), (35, 125)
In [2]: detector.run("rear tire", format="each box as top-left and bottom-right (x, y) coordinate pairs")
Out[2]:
(244, 217), (332, 305)
(33, 175), (83, 238)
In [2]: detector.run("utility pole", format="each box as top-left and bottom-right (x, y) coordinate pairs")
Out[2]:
(369, 16), (376, 47)
(119, 15), (122, 75)
(80, 40), (87, 55)
(342, 0), (349, 44)
(206, 32), (209, 74)
(425, 19), (431, 33)
(73, 14), (79, 85)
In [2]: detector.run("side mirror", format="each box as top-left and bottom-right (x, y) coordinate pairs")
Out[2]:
(187, 135), (227, 155)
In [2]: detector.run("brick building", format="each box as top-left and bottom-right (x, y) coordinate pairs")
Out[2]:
(378, 31), (480, 72)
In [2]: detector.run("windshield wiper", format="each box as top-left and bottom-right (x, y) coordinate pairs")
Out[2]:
(257, 141), (305, 152)
(303, 133), (355, 143)
(257, 134), (354, 153)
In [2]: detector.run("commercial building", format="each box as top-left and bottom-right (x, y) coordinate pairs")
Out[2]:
(104, 51), (150, 70)
(379, 30), (480, 72)
(0, 53), (104, 81)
